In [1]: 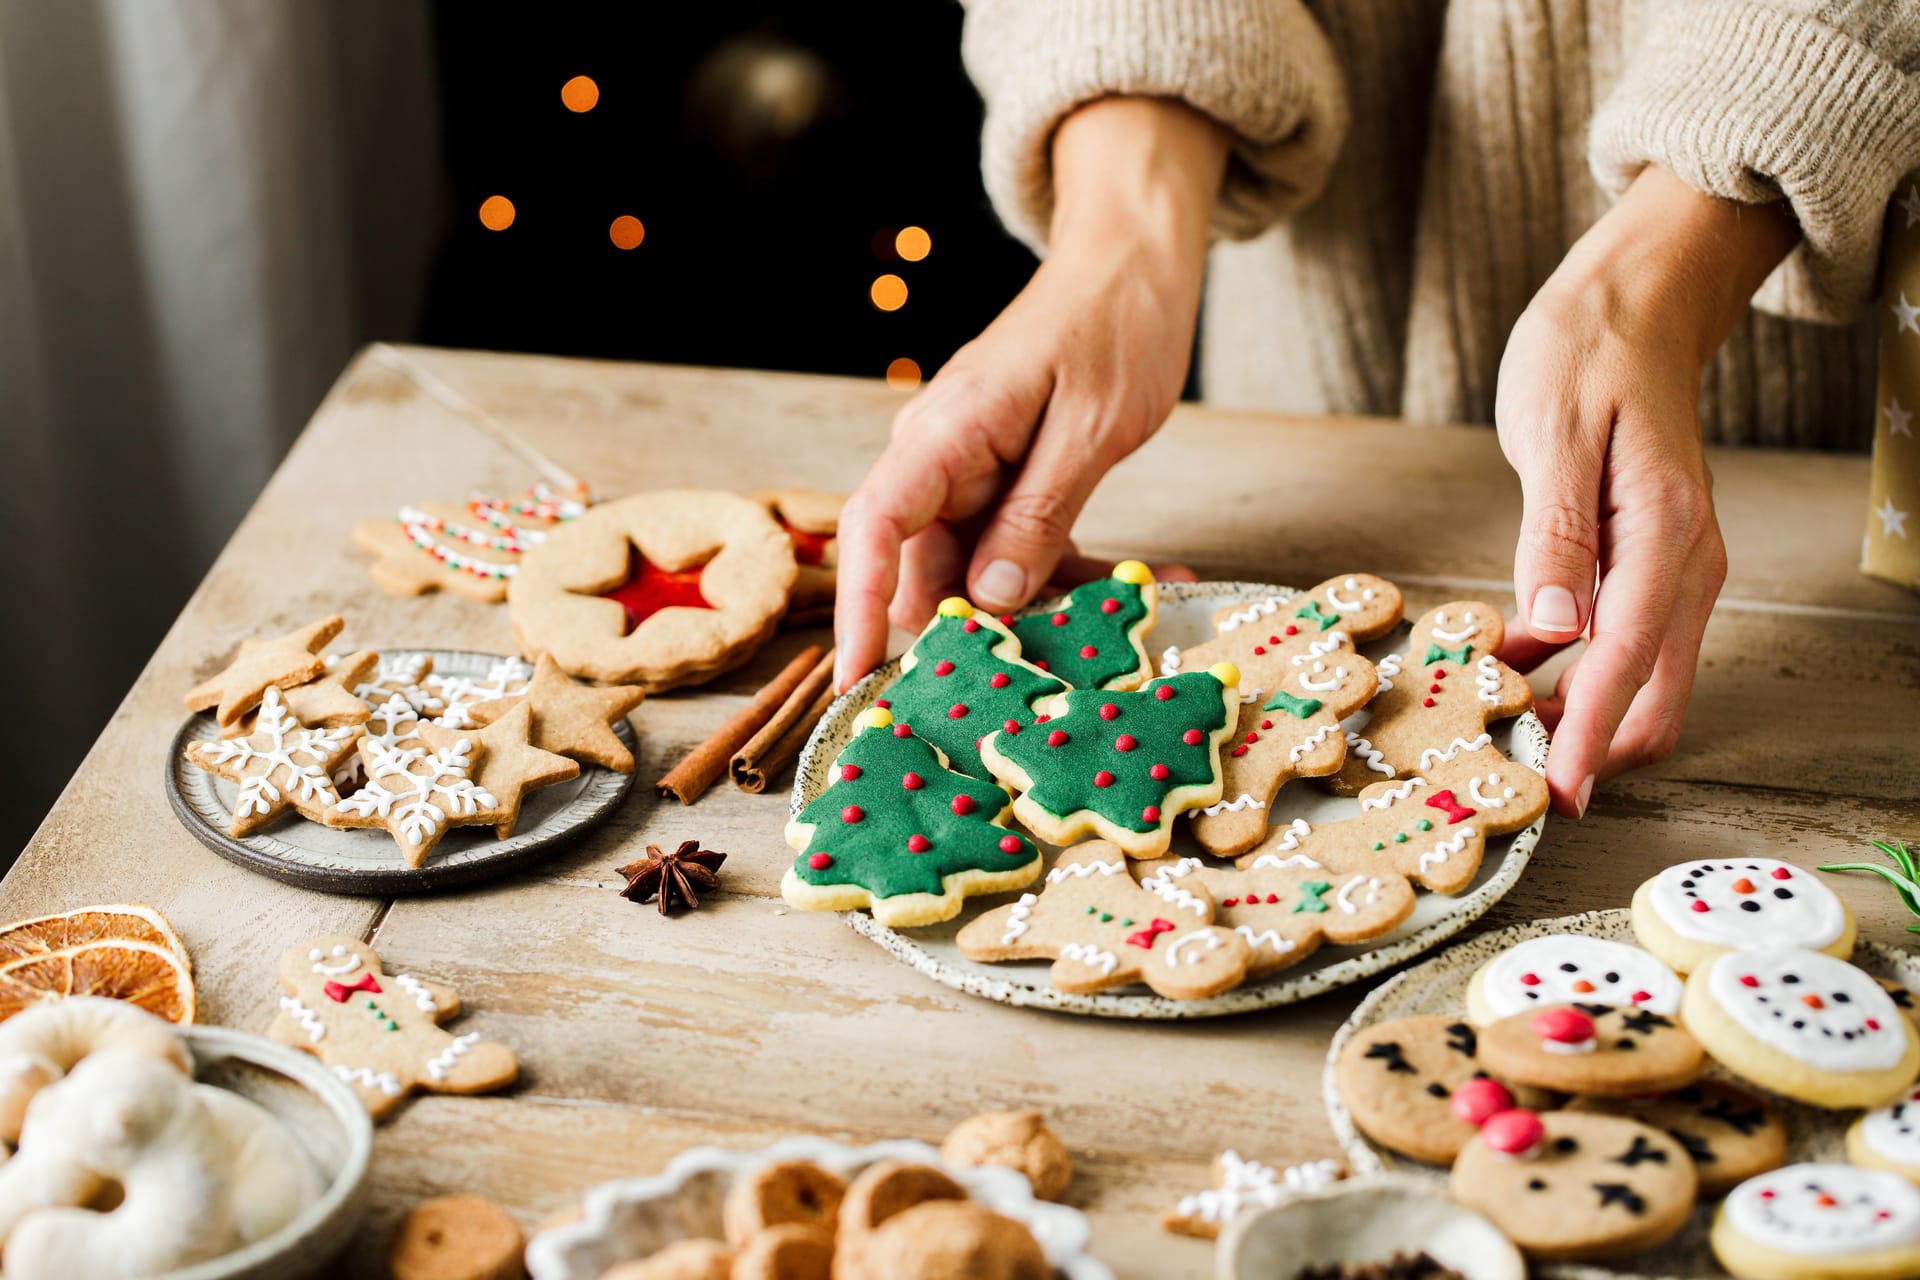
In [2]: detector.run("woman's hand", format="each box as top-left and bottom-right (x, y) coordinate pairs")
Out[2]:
(1496, 165), (1799, 817)
(833, 97), (1228, 690)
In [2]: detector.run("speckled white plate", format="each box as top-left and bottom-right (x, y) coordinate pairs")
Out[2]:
(790, 581), (1551, 1019)
(1322, 907), (1920, 1280)
(523, 1135), (1110, 1280)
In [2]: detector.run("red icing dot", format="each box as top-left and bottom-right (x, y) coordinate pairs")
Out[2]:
(1223, 897), (1240, 908)
(998, 834), (1023, 854)
(1429, 683), (1442, 694)
(1631, 990), (1652, 1003)
(948, 703), (969, 719)
(1035, 714), (1051, 723)
(1115, 734), (1138, 752)
(1100, 597), (1120, 614)
(892, 724), (912, 738)
(1231, 745), (1248, 757)
(1264, 893), (1279, 904)
(1142, 805), (1161, 823)
(1518, 973), (1541, 987)
(1450, 1078), (1513, 1126)
(1433, 669), (1446, 680)
(1260, 719), (1273, 730)
(1154, 685), (1175, 701)
(901, 773), (924, 791)
(1422, 697), (1436, 708)
(840, 764), (862, 781)
(808, 853), (833, 870)
(989, 672), (1010, 689)
(1003, 719), (1021, 734)
(962, 618), (980, 633)
(1033, 659), (1049, 671)
(1759, 1190), (1776, 1201)
(1245, 731), (1260, 744)
(906, 834), (931, 853)
(1253, 645), (1267, 656)
(1869, 1018), (1883, 1031)
(1050, 612), (1069, 627)
(1532, 1007), (1596, 1045)
(998, 615), (1014, 626)
(1690, 901), (1710, 913)
(951, 794), (976, 815)
(875, 699), (892, 709)
(1739, 974), (1760, 988)
(1093, 770), (1115, 788)
(1149, 764), (1170, 780)
(841, 805), (865, 824)
(1182, 729), (1203, 745)
(1099, 703), (1120, 721)
(1268, 635), (1281, 645)
(1284, 624), (1298, 636)
(1079, 644), (1098, 659)
(934, 660), (955, 676)
(1771, 867), (1792, 880)
(1046, 729), (1070, 747)
(1480, 1110), (1544, 1156)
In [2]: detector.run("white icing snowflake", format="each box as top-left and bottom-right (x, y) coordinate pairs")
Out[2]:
(335, 738), (496, 848)
(424, 657), (533, 728)
(334, 693), (425, 788)
(352, 652), (444, 716)
(196, 687), (357, 822)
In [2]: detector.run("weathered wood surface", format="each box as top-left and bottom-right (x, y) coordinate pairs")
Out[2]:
(9, 344), (1918, 1279)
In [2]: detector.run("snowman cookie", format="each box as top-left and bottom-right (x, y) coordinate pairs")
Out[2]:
(1632, 858), (1854, 975)
(1713, 1164), (1920, 1280)
(1849, 1084), (1920, 1185)
(1466, 934), (1684, 1026)
(1333, 1015), (1552, 1165)
(269, 935), (518, 1119)
(1683, 948), (1920, 1109)
(1568, 1081), (1787, 1197)
(1477, 1003), (1705, 1097)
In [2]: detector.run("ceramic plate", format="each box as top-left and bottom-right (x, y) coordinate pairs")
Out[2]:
(789, 581), (1550, 1019)
(1322, 907), (1920, 1280)
(166, 648), (633, 894)
(523, 1135), (1111, 1280)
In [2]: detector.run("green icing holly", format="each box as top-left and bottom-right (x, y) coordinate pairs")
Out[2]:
(881, 600), (1067, 779)
(791, 711), (1037, 899)
(1263, 689), (1323, 719)
(1293, 599), (1341, 631)
(1008, 562), (1154, 690)
(1423, 642), (1473, 665)
(1292, 881), (1333, 913)
(985, 667), (1234, 834)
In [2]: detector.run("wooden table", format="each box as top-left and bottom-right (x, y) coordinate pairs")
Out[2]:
(12, 344), (1920, 1278)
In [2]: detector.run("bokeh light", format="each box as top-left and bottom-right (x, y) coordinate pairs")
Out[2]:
(870, 274), (908, 311)
(895, 226), (931, 262)
(885, 358), (922, 390)
(478, 195), (516, 231)
(609, 216), (646, 250)
(561, 75), (600, 113)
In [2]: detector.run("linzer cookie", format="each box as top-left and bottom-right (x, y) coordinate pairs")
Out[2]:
(956, 843), (1251, 999)
(1235, 746), (1549, 896)
(1007, 561), (1158, 690)
(1683, 947), (1920, 1109)
(184, 614), (342, 728)
(1477, 1003), (1705, 1097)
(978, 664), (1242, 859)
(1632, 858), (1855, 975)
(1150, 854), (1414, 977)
(1465, 933), (1684, 1026)
(1713, 1164), (1920, 1280)
(508, 490), (795, 690)
(782, 708), (1042, 928)
(1329, 602), (1533, 794)
(353, 483), (589, 602)
(1569, 1082), (1787, 1197)
(184, 687), (362, 836)
(754, 489), (841, 626)
(882, 598), (1066, 780)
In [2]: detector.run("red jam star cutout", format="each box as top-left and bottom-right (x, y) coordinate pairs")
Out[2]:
(596, 546), (716, 634)
(777, 517), (834, 567)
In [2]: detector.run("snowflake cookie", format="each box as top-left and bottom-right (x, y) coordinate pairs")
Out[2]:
(326, 735), (497, 867)
(184, 687), (362, 837)
(1162, 1152), (1342, 1239)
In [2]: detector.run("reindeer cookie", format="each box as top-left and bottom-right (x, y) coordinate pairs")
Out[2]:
(1235, 746), (1549, 896)
(1333, 1015), (1553, 1165)
(269, 935), (517, 1119)
(956, 844), (1251, 999)
(1145, 854), (1414, 978)
(1570, 1082), (1787, 1197)
(1330, 602), (1532, 794)
(1478, 1003), (1706, 1097)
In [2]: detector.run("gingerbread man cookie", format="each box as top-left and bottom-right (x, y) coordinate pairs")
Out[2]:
(1007, 561), (1158, 690)
(956, 843), (1251, 999)
(1146, 854), (1414, 978)
(1714, 1164), (1920, 1280)
(1477, 1003), (1706, 1097)
(269, 936), (517, 1119)
(1334, 1016), (1553, 1166)
(1569, 1081), (1787, 1197)
(1328, 602), (1532, 794)
(1235, 746), (1549, 896)
(1165, 572), (1403, 689)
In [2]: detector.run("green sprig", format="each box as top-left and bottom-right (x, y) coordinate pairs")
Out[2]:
(1818, 840), (1920, 933)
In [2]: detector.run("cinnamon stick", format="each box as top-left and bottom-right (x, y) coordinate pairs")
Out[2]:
(731, 648), (836, 793)
(654, 644), (824, 804)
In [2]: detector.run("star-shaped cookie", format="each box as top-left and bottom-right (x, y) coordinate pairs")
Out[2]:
(327, 734), (498, 866)
(418, 701), (580, 838)
(184, 615), (343, 728)
(468, 654), (644, 772)
(225, 649), (378, 738)
(185, 686), (363, 836)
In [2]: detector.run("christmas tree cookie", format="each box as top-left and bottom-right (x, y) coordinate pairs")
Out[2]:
(783, 708), (1042, 928)
(978, 664), (1241, 859)
(880, 598), (1067, 779)
(1008, 561), (1157, 690)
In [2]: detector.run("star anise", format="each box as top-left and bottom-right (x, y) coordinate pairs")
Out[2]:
(617, 840), (726, 915)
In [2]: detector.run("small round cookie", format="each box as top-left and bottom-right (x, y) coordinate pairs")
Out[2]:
(600, 1239), (732, 1280)
(729, 1223), (833, 1280)
(1477, 1003), (1705, 1097)
(848, 1200), (1048, 1280)
(1848, 1083), (1920, 1184)
(1450, 1110), (1697, 1262)
(838, 1161), (966, 1236)
(1568, 1081), (1788, 1197)
(1713, 1164), (1920, 1280)
(721, 1160), (845, 1248)
(387, 1194), (524, 1280)
(508, 490), (796, 691)
(1684, 948), (1920, 1108)
(1334, 1015), (1553, 1165)
(940, 1110), (1073, 1201)
(1466, 933), (1684, 1026)
(1632, 858), (1854, 974)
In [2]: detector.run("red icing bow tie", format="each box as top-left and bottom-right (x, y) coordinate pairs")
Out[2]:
(1424, 789), (1477, 825)
(323, 973), (382, 1003)
(1126, 918), (1176, 949)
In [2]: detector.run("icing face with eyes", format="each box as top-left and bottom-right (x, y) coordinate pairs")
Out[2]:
(1479, 935), (1684, 1021)
(1858, 1085), (1920, 1167)
(1724, 1164), (1920, 1256)
(1323, 576), (1378, 613)
(1705, 948), (1907, 1072)
(1427, 609), (1481, 646)
(1648, 859), (1847, 950)
(308, 943), (363, 977)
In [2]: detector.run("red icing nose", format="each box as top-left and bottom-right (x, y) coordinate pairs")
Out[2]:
(1480, 1109), (1545, 1157)
(1532, 1007), (1597, 1045)
(1450, 1077), (1514, 1126)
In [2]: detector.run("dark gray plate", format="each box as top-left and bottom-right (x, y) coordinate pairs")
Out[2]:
(166, 648), (634, 894)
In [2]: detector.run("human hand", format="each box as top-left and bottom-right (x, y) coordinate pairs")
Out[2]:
(833, 98), (1228, 690)
(1496, 165), (1798, 816)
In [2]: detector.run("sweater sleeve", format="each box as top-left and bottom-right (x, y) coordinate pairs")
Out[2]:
(1589, 1), (1920, 324)
(960, 0), (1350, 253)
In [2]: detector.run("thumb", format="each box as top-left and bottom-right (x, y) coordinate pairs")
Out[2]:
(1509, 429), (1604, 643)
(966, 421), (1105, 611)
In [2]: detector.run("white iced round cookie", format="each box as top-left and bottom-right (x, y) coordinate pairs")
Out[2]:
(1713, 1164), (1920, 1280)
(1465, 933), (1683, 1026)
(1849, 1084), (1920, 1184)
(1684, 948), (1920, 1109)
(1633, 858), (1853, 975)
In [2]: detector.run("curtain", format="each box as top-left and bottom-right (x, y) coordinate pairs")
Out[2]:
(0, 0), (443, 854)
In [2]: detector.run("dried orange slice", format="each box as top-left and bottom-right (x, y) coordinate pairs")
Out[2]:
(0, 903), (189, 968)
(0, 940), (195, 1024)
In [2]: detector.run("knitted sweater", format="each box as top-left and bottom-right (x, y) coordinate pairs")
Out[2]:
(960, 1), (1920, 450)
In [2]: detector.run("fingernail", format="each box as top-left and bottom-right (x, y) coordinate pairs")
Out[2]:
(1575, 774), (1594, 818)
(833, 651), (850, 693)
(975, 559), (1026, 609)
(1531, 585), (1579, 633)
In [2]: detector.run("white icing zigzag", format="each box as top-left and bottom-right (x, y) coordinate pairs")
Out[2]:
(425, 1032), (480, 1082)
(279, 995), (326, 1043)
(1374, 653), (1403, 693)
(1175, 1153), (1341, 1223)
(1418, 829), (1475, 871)
(1144, 873), (1209, 917)
(1217, 592), (1296, 634)
(1474, 654), (1503, 706)
(334, 1064), (403, 1096)
(1046, 860), (1126, 883)
(1264, 818), (1312, 853)
(1000, 893), (1037, 945)
(1059, 943), (1118, 976)
(394, 973), (438, 1013)
(1345, 732), (1392, 776)
(1160, 646), (1183, 676)
(1360, 777), (1425, 811)
(1199, 793), (1266, 816)
(1234, 927), (1293, 955)
(1287, 723), (1339, 764)
(1249, 850), (1321, 871)
(1418, 733), (1493, 769)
